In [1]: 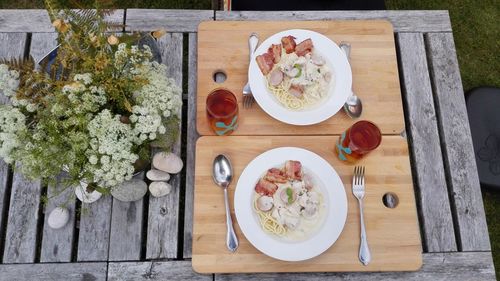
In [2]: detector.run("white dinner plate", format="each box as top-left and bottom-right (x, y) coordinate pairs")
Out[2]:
(234, 147), (348, 261)
(248, 29), (352, 125)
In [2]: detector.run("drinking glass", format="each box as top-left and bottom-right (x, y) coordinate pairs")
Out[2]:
(206, 88), (239, 136)
(335, 120), (382, 162)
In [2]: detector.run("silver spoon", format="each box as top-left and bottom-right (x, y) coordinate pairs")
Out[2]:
(339, 42), (363, 118)
(213, 154), (239, 252)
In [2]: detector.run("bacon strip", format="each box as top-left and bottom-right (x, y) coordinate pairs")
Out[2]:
(265, 168), (288, 183)
(269, 44), (282, 63)
(295, 39), (313, 57)
(285, 160), (302, 180)
(281, 36), (297, 54)
(255, 179), (278, 196)
(255, 52), (274, 75)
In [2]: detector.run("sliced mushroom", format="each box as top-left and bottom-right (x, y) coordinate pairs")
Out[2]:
(256, 196), (274, 212)
(269, 68), (284, 86)
(311, 53), (325, 65)
(284, 215), (300, 230)
(289, 85), (303, 98)
(285, 67), (300, 78)
(302, 204), (318, 219)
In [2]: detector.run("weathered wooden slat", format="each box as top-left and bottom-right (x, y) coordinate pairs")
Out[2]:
(0, 160), (9, 260)
(215, 252), (496, 281)
(0, 33), (26, 262)
(77, 195), (112, 261)
(108, 260), (212, 281)
(0, 262), (107, 281)
(183, 33), (199, 259)
(215, 10), (451, 33)
(108, 173), (145, 261)
(30, 32), (76, 263)
(125, 9), (214, 33)
(0, 33), (42, 264)
(396, 33), (457, 252)
(2, 166), (42, 263)
(40, 176), (76, 262)
(146, 33), (183, 259)
(0, 9), (125, 33)
(0, 33), (27, 105)
(426, 33), (490, 251)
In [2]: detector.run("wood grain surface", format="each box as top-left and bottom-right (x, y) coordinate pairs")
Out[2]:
(396, 33), (456, 252)
(215, 10), (452, 33)
(196, 20), (405, 136)
(426, 33), (490, 251)
(192, 136), (421, 273)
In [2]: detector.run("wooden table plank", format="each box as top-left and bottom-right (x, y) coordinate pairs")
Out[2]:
(146, 33), (183, 259)
(214, 252), (495, 281)
(0, 33), (43, 264)
(29, 32), (77, 263)
(40, 176), (76, 262)
(215, 11), (451, 33)
(0, 33), (26, 262)
(77, 195), (112, 261)
(0, 262), (107, 281)
(108, 260), (212, 281)
(0, 9), (125, 33)
(2, 166), (42, 263)
(108, 173), (145, 261)
(0, 160), (9, 261)
(183, 32), (199, 259)
(125, 9), (214, 33)
(396, 33), (457, 252)
(426, 33), (490, 252)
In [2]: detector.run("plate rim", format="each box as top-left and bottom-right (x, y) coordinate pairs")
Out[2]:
(248, 29), (352, 126)
(234, 146), (348, 261)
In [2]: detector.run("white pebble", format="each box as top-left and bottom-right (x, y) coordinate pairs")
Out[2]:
(152, 152), (183, 174)
(146, 169), (170, 181)
(47, 207), (70, 229)
(149, 181), (172, 198)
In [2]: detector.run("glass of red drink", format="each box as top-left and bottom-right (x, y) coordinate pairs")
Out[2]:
(335, 120), (382, 162)
(206, 88), (239, 136)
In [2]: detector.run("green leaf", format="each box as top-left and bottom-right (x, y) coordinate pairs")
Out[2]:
(286, 187), (294, 204)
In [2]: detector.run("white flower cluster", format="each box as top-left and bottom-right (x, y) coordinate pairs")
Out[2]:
(114, 43), (153, 76)
(130, 61), (182, 142)
(55, 73), (107, 116)
(0, 106), (26, 163)
(0, 64), (19, 98)
(85, 110), (138, 188)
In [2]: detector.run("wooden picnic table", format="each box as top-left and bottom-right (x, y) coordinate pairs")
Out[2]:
(0, 9), (496, 280)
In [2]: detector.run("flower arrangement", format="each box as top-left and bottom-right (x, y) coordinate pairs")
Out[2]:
(0, 2), (182, 194)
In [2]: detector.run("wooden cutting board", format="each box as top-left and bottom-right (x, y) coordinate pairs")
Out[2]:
(192, 136), (422, 273)
(196, 21), (405, 136)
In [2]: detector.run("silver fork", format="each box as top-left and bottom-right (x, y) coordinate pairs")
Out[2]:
(352, 166), (371, 266)
(243, 33), (259, 109)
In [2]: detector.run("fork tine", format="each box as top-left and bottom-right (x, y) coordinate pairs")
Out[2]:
(250, 96), (255, 107)
(243, 95), (248, 109)
(361, 166), (365, 185)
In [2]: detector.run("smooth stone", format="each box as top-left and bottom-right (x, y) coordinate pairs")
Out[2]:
(111, 179), (148, 202)
(146, 169), (170, 181)
(152, 152), (183, 174)
(75, 182), (102, 204)
(47, 207), (70, 229)
(149, 181), (172, 198)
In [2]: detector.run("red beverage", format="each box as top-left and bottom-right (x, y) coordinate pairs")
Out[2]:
(336, 121), (382, 162)
(206, 88), (239, 136)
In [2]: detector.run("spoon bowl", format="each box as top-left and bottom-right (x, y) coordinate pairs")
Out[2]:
(213, 154), (233, 188)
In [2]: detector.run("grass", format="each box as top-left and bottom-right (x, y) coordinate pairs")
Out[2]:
(0, 0), (498, 277)
(387, 0), (500, 278)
